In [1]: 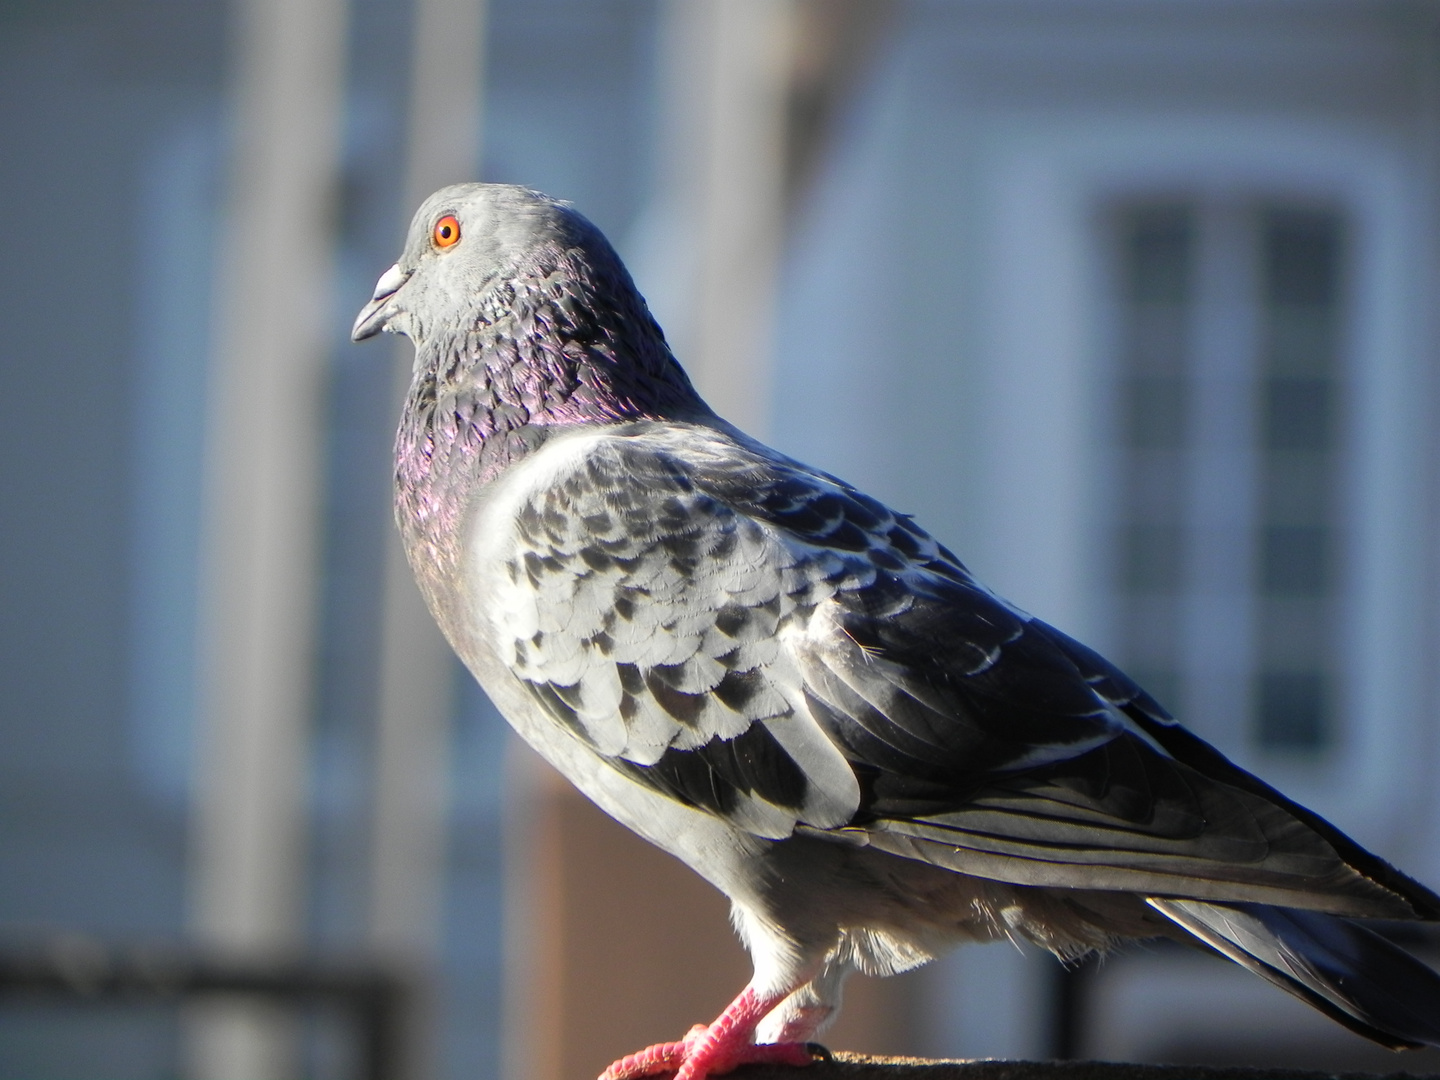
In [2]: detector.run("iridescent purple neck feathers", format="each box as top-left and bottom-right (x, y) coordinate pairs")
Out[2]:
(394, 220), (707, 586)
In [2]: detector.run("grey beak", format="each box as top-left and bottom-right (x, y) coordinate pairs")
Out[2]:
(352, 263), (412, 342)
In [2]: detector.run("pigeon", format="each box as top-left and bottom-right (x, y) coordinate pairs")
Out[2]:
(353, 183), (1440, 1080)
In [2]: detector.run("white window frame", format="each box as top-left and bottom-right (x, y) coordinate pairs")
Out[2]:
(972, 115), (1428, 854)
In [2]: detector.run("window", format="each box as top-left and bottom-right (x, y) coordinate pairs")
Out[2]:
(1109, 201), (1346, 755)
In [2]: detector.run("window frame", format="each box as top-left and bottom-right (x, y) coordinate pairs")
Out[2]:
(973, 117), (1430, 850)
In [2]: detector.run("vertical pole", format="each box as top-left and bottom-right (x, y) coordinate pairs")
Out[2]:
(651, 0), (798, 440)
(367, 1), (486, 1077)
(1048, 956), (1095, 1061)
(1409, 7), (1440, 881)
(187, 0), (349, 1074)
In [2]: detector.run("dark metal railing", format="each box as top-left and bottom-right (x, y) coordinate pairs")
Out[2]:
(0, 939), (413, 1080)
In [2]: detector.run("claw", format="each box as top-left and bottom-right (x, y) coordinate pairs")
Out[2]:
(804, 1043), (833, 1063)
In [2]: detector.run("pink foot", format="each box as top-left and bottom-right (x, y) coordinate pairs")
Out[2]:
(597, 988), (823, 1080)
(598, 1032), (814, 1080)
(599, 1026), (704, 1080)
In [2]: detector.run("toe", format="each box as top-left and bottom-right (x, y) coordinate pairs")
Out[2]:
(598, 1040), (688, 1080)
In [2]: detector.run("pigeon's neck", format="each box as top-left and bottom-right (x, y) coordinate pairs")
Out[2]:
(394, 242), (707, 588)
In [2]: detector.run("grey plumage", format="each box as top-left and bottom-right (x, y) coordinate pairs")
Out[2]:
(354, 183), (1440, 1073)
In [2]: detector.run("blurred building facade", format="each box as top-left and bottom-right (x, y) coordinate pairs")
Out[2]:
(0, 2), (229, 1074)
(3, 1), (1440, 1078)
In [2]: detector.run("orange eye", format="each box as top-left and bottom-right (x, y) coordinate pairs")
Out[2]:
(433, 215), (461, 249)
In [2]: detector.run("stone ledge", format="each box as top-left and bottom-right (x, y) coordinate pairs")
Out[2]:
(730, 1053), (1440, 1080)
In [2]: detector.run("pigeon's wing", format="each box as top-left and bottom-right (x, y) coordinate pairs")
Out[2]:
(689, 434), (1437, 919)
(780, 514), (1440, 920)
(484, 422), (1122, 842)
(1030, 629), (1440, 918)
(488, 423), (1438, 918)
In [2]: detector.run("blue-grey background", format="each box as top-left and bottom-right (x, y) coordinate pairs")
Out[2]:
(4, 1), (1440, 1076)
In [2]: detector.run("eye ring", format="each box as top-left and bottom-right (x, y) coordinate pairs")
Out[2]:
(432, 214), (461, 249)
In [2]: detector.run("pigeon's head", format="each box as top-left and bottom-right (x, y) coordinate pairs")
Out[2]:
(352, 183), (703, 428)
(352, 183), (582, 347)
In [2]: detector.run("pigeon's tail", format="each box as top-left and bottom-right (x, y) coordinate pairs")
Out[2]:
(1149, 897), (1440, 1050)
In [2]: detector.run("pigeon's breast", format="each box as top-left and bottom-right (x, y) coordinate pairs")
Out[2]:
(444, 426), (615, 661)
(445, 427), (775, 885)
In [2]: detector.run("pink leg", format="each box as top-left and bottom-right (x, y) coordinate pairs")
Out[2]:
(598, 986), (821, 1080)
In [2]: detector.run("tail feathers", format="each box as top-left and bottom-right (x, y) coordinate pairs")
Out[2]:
(1148, 897), (1440, 1050)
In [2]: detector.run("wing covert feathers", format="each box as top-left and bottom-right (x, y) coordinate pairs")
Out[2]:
(488, 426), (865, 837)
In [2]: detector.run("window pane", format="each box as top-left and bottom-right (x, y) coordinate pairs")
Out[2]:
(1255, 670), (1328, 750)
(1263, 376), (1333, 452)
(1112, 204), (1193, 708)
(1260, 455), (1330, 524)
(1263, 210), (1341, 308)
(1253, 207), (1344, 754)
(1126, 208), (1192, 305)
(1259, 524), (1330, 595)
(1122, 375), (1187, 450)
(1265, 306), (1338, 375)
